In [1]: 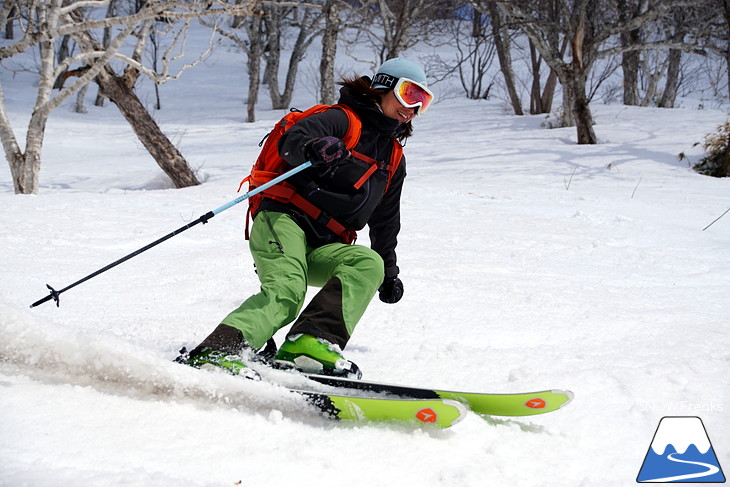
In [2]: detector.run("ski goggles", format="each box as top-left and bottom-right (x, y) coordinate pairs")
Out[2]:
(393, 77), (434, 115)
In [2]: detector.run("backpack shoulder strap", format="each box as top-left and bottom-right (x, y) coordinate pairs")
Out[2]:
(330, 104), (362, 150)
(385, 140), (404, 193)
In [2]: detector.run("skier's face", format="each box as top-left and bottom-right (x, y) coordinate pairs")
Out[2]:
(380, 90), (416, 124)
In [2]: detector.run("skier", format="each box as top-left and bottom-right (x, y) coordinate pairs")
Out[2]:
(178, 58), (434, 378)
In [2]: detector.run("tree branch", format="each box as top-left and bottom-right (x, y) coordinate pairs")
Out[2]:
(0, 0), (257, 60)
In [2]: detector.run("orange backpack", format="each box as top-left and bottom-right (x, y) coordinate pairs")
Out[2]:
(239, 104), (404, 244)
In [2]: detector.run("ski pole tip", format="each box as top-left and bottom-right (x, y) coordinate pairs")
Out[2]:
(29, 284), (61, 308)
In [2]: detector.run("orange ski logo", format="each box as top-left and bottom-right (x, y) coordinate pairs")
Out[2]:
(525, 398), (546, 409)
(415, 408), (438, 423)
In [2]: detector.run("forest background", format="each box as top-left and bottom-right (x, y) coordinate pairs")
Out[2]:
(1, 0), (729, 196)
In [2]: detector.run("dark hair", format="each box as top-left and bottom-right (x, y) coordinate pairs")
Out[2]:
(338, 76), (413, 142)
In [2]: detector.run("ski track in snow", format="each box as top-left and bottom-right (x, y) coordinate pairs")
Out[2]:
(0, 301), (326, 423)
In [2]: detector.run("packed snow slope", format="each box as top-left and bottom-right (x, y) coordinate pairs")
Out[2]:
(1, 33), (729, 487)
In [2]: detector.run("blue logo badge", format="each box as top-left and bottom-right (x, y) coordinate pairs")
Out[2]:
(637, 416), (725, 483)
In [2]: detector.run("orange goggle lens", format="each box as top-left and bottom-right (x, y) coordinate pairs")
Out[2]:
(394, 78), (434, 115)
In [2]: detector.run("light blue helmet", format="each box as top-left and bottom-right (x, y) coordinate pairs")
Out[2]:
(371, 58), (428, 89)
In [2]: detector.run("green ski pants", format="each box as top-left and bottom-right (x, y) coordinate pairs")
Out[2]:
(221, 211), (384, 350)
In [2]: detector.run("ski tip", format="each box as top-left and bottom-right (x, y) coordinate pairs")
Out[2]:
(441, 399), (469, 427)
(551, 389), (575, 408)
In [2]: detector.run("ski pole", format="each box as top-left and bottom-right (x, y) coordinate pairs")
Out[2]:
(30, 161), (313, 308)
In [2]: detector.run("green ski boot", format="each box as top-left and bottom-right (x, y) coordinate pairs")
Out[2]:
(180, 347), (261, 380)
(274, 334), (362, 379)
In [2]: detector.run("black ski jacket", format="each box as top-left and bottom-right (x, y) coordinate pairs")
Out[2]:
(258, 78), (407, 280)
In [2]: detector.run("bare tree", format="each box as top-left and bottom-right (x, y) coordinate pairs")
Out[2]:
(491, 0), (602, 142)
(262, 1), (325, 109)
(722, 0), (730, 100)
(485, 1), (522, 114)
(490, 0), (713, 144)
(527, 0), (564, 114)
(207, 7), (266, 122)
(618, 0), (642, 105)
(2, 3), (16, 40)
(528, 37), (564, 114)
(470, 0), (561, 115)
(448, 5), (498, 101)
(693, 0), (729, 101)
(242, 14), (266, 123)
(344, 0), (450, 63)
(319, 0), (340, 104)
(0, 0), (254, 194)
(83, 24), (203, 188)
(210, 0), (325, 121)
(620, 2), (699, 108)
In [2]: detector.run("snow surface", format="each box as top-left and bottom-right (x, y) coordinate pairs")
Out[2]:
(1, 26), (729, 487)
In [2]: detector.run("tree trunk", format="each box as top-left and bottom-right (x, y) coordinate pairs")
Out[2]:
(621, 47), (640, 105)
(640, 56), (662, 106)
(541, 67), (559, 113)
(278, 11), (316, 109)
(378, 0), (409, 60)
(726, 46), (730, 104)
(95, 66), (200, 188)
(658, 48), (681, 108)
(568, 10), (597, 144)
(565, 70), (597, 144)
(561, 83), (575, 127)
(621, 51), (640, 105)
(265, 7), (321, 110)
(247, 53), (261, 123)
(531, 33), (564, 115)
(573, 94), (597, 144)
(319, 0), (339, 105)
(53, 36), (72, 90)
(2, 103), (45, 194)
(720, 0), (730, 102)
(4, 7), (13, 40)
(529, 42), (543, 114)
(263, 6), (284, 109)
(74, 83), (89, 114)
(488, 2), (522, 115)
(618, 0), (641, 105)
(245, 16), (265, 123)
(658, 9), (685, 108)
(3, 34), (56, 194)
(539, 0), (562, 113)
(9, 147), (41, 194)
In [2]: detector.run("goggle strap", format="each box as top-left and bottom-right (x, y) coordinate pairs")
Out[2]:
(371, 73), (399, 89)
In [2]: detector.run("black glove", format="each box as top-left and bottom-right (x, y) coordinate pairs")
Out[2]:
(306, 136), (348, 166)
(378, 277), (403, 304)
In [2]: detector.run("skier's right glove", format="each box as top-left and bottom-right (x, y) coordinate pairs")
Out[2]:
(305, 136), (348, 166)
(378, 277), (404, 304)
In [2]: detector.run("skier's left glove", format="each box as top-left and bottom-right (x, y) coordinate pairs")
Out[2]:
(378, 277), (403, 304)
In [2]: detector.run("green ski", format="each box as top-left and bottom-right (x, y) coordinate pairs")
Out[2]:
(301, 374), (574, 417)
(299, 389), (467, 427)
(175, 351), (466, 428)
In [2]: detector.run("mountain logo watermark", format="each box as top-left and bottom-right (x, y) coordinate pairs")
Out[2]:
(637, 416), (725, 483)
